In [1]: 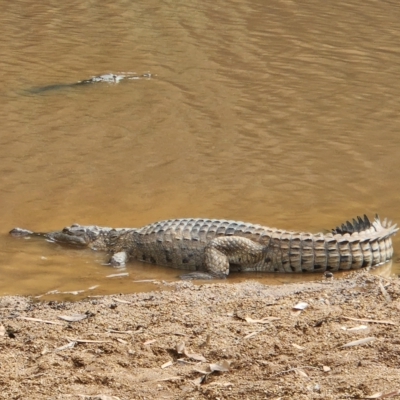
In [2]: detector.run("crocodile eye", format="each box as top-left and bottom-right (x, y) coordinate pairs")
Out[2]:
(87, 231), (99, 241)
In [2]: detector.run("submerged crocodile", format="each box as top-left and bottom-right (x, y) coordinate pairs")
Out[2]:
(28, 72), (153, 94)
(10, 215), (398, 279)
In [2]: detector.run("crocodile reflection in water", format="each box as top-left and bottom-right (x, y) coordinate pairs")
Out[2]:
(28, 72), (153, 94)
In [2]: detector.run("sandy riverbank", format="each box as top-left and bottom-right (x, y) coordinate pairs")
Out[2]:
(1, 271), (400, 399)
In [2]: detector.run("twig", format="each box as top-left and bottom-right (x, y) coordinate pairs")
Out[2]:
(270, 366), (320, 377)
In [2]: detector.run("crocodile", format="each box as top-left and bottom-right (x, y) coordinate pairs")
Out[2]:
(9, 215), (398, 279)
(27, 72), (153, 94)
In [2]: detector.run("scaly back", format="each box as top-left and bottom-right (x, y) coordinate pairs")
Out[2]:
(132, 215), (398, 272)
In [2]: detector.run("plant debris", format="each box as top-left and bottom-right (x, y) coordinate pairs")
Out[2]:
(58, 313), (88, 322)
(340, 337), (376, 348)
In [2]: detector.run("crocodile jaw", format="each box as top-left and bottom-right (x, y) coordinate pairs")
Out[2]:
(45, 224), (99, 246)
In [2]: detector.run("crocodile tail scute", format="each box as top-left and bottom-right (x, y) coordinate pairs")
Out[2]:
(332, 214), (372, 235)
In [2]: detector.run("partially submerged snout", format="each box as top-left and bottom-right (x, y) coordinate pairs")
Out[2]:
(9, 224), (98, 247)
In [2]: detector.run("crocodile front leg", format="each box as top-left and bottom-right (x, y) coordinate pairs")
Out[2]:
(180, 236), (267, 280)
(109, 251), (129, 268)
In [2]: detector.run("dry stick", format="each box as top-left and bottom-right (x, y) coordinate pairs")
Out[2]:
(18, 317), (64, 326)
(379, 280), (392, 302)
(65, 337), (111, 343)
(270, 366), (320, 377)
(342, 316), (396, 325)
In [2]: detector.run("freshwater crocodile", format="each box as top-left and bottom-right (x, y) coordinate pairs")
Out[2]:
(10, 215), (398, 279)
(28, 72), (153, 94)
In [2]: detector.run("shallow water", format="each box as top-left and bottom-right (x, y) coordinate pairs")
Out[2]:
(1, 0), (400, 298)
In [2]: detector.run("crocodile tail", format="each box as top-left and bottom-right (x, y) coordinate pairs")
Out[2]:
(327, 215), (398, 271)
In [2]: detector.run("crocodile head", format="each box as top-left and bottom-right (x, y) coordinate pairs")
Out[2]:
(45, 224), (110, 250)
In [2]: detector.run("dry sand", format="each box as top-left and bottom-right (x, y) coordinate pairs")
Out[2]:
(1, 271), (400, 399)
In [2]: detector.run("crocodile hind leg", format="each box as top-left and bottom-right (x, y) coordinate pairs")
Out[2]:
(180, 236), (266, 280)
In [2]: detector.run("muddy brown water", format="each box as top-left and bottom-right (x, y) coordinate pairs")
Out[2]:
(1, 0), (400, 299)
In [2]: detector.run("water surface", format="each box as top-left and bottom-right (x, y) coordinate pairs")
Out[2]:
(1, 0), (400, 297)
